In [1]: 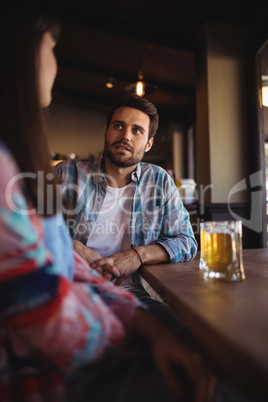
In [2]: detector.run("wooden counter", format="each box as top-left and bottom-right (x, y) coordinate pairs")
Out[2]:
(141, 248), (268, 401)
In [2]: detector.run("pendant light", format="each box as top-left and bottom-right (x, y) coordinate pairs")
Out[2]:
(125, 70), (158, 97)
(135, 71), (145, 96)
(106, 77), (115, 89)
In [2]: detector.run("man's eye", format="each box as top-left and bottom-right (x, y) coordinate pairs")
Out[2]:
(114, 124), (123, 130)
(133, 128), (142, 134)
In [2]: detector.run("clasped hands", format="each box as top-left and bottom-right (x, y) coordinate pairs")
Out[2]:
(73, 240), (141, 285)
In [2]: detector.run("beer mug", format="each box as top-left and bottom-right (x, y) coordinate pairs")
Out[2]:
(199, 220), (245, 281)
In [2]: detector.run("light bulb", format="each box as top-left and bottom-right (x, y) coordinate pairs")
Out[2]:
(106, 77), (114, 88)
(136, 81), (144, 96)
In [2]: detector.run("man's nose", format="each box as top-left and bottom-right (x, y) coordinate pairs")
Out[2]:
(121, 127), (131, 141)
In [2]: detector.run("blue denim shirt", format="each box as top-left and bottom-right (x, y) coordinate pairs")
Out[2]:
(56, 154), (197, 263)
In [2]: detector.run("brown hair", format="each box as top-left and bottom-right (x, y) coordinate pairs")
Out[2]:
(0, 5), (60, 215)
(106, 94), (159, 140)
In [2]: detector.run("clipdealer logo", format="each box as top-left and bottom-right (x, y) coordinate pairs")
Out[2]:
(228, 171), (263, 233)
(5, 169), (266, 235)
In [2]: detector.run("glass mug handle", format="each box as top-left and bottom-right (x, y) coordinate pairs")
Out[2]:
(230, 225), (237, 269)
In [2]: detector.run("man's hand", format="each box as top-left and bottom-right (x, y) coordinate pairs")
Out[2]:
(91, 244), (169, 285)
(73, 240), (102, 265)
(73, 240), (121, 279)
(91, 249), (141, 285)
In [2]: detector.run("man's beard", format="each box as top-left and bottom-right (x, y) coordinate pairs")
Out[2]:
(104, 138), (146, 168)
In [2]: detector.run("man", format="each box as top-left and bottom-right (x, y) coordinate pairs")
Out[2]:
(56, 94), (197, 318)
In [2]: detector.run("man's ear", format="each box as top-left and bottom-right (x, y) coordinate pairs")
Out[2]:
(145, 137), (154, 153)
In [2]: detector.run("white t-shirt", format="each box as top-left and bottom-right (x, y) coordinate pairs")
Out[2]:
(86, 183), (133, 253)
(86, 183), (134, 286)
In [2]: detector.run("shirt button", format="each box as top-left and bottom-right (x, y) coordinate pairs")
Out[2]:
(97, 198), (101, 201)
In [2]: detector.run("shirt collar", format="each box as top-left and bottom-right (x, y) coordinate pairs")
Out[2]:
(131, 163), (141, 182)
(92, 152), (142, 184)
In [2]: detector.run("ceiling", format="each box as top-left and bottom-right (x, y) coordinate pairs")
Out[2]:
(52, 0), (266, 125)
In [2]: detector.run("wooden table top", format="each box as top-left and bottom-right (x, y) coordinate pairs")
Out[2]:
(141, 248), (268, 401)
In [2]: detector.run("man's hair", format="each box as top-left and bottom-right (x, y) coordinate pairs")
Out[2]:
(106, 94), (159, 140)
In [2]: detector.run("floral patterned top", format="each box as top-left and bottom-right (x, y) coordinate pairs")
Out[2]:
(0, 141), (142, 402)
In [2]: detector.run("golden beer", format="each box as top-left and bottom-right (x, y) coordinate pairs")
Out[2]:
(199, 221), (245, 281)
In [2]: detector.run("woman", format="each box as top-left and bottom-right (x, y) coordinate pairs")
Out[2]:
(0, 5), (214, 402)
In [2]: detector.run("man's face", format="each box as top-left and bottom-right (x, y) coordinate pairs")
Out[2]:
(104, 106), (154, 168)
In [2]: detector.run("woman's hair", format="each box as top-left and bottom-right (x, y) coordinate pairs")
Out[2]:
(106, 94), (159, 140)
(0, 5), (60, 215)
